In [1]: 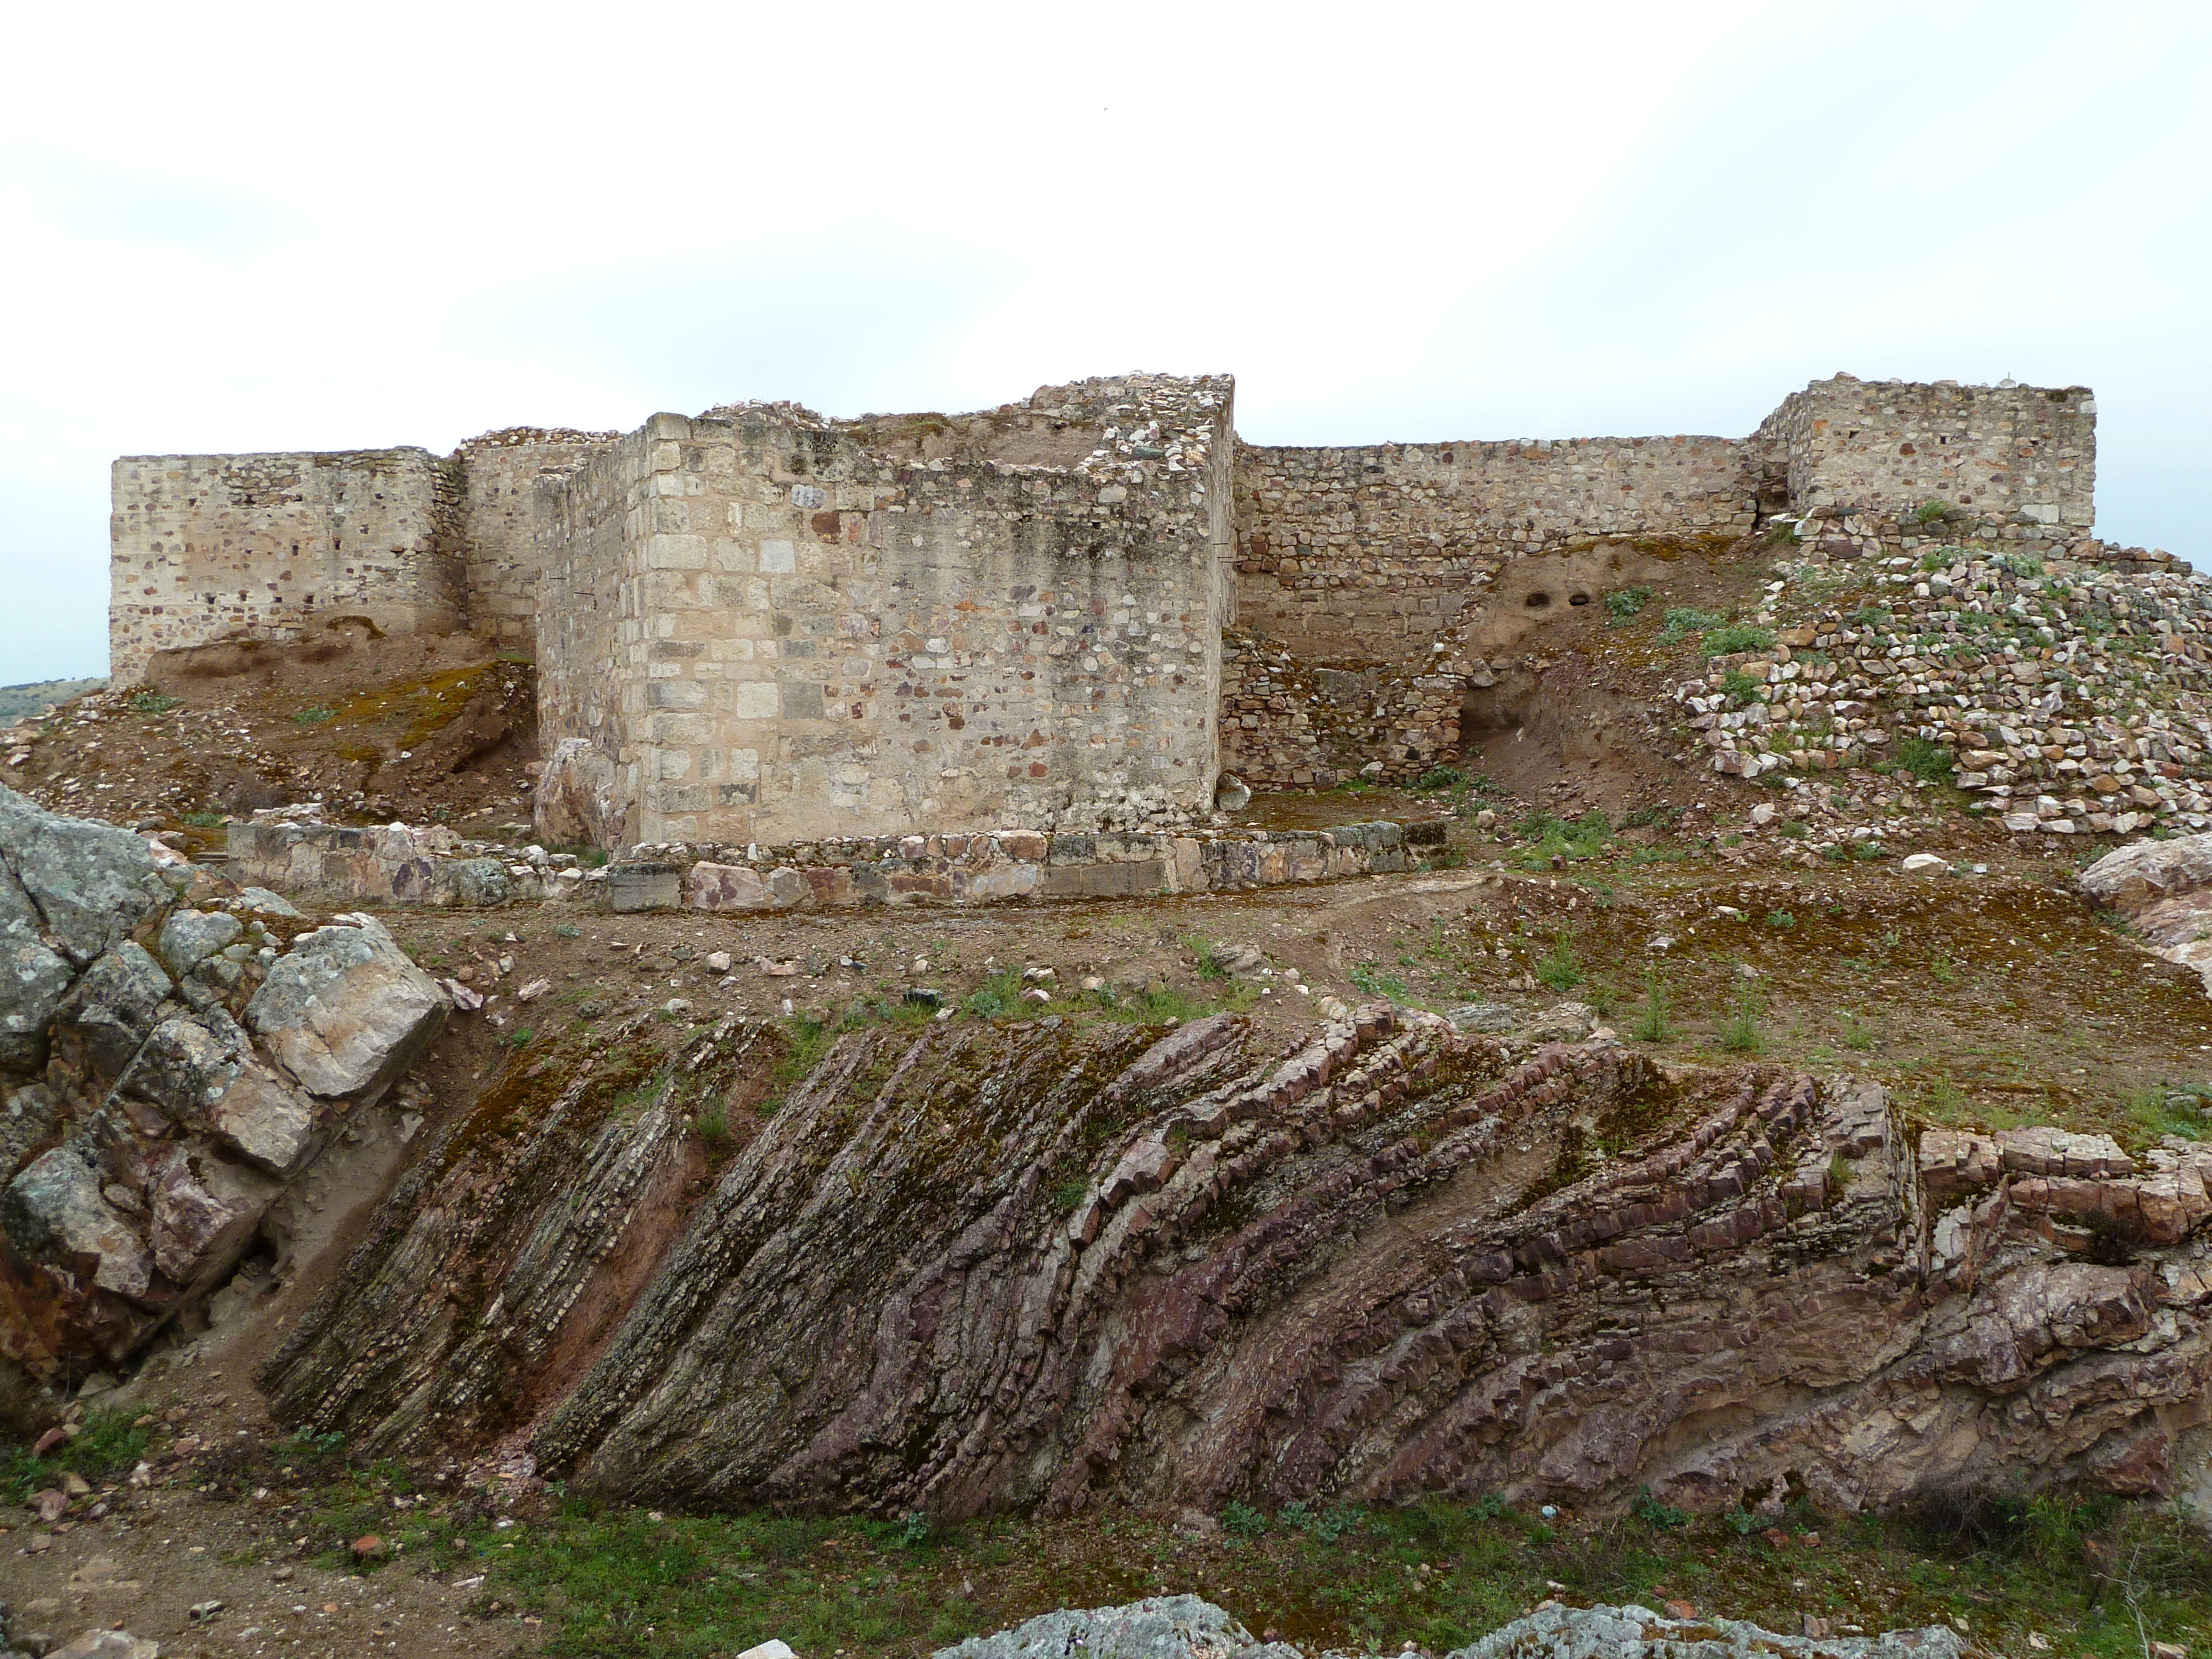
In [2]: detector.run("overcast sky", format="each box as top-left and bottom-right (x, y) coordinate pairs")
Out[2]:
(3, 1), (2206, 684)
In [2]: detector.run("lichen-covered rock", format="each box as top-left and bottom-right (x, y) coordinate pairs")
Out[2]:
(156, 907), (242, 977)
(0, 784), (440, 1380)
(3, 1147), (152, 1300)
(2080, 832), (2212, 915)
(50, 943), (173, 1086)
(931, 1595), (1291, 1658)
(921, 1598), (1965, 1659)
(245, 914), (446, 1102)
(0, 786), (170, 966)
(1449, 1604), (1960, 1659)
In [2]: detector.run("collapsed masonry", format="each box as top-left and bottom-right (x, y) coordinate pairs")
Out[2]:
(113, 372), (2163, 848)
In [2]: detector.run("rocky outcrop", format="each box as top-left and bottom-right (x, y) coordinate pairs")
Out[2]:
(264, 992), (2212, 1520)
(534, 735), (625, 852)
(923, 1598), (1963, 1659)
(0, 784), (448, 1384)
(2081, 832), (2212, 991)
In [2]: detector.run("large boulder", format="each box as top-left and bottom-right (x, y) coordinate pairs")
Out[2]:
(2080, 832), (2212, 990)
(246, 913), (447, 1102)
(932, 1596), (1292, 1659)
(2080, 831), (2212, 914)
(924, 1600), (1965, 1659)
(0, 786), (170, 966)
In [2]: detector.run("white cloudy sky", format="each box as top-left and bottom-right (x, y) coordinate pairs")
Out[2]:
(2, 1), (2206, 683)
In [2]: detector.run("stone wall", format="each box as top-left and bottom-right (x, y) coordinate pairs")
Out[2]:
(1231, 434), (1755, 664)
(454, 429), (618, 648)
(109, 449), (463, 687)
(532, 375), (1235, 848)
(226, 815), (1448, 914)
(1754, 375), (2095, 528)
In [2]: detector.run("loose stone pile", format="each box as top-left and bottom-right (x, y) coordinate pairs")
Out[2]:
(1672, 543), (2212, 836)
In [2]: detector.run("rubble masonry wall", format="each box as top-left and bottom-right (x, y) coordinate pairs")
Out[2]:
(109, 448), (463, 687)
(455, 429), (619, 648)
(1753, 375), (2095, 525)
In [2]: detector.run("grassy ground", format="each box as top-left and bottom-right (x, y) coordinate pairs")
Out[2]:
(241, 1453), (2212, 1658)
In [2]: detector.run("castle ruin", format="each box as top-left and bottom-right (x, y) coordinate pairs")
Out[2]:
(109, 373), (2105, 848)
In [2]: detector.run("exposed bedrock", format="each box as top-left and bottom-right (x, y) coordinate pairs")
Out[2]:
(263, 994), (2212, 1521)
(0, 784), (449, 1395)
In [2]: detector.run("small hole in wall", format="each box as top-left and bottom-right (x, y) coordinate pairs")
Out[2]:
(1569, 591), (1591, 606)
(1524, 592), (1551, 609)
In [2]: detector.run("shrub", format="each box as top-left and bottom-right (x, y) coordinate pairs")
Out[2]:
(1657, 607), (1722, 645)
(1718, 669), (1764, 705)
(1605, 587), (1650, 619)
(1632, 1486), (1688, 1529)
(1222, 1501), (1269, 1538)
(1717, 985), (1764, 1053)
(1349, 963), (1409, 1001)
(1892, 734), (1957, 785)
(131, 691), (181, 714)
(963, 970), (1022, 1018)
(1632, 970), (1674, 1042)
(293, 705), (336, 724)
(1412, 765), (1467, 792)
(1916, 498), (1951, 524)
(182, 810), (225, 827)
(1765, 909), (1795, 930)
(1703, 623), (1777, 656)
(1535, 934), (1582, 992)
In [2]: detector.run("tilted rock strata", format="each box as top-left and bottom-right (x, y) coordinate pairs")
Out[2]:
(267, 994), (2211, 1518)
(0, 784), (448, 1383)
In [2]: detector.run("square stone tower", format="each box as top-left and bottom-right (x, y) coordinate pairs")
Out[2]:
(532, 375), (1235, 848)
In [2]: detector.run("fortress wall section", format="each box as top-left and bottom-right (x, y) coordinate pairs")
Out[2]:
(534, 429), (643, 828)
(1754, 375), (2095, 527)
(455, 428), (619, 648)
(1220, 433), (1755, 787)
(534, 375), (1235, 847)
(109, 447), (462, 686)
(1229, 435), (1754, 664)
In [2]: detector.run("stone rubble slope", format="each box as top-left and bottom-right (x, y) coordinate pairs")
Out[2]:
(0, 782), (448, 1396)
(1672, 544), (2212, 840)
(924, 1596), (1963, 1659)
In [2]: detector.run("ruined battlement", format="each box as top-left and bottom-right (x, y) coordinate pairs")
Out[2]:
(108, 372), (2116, 843)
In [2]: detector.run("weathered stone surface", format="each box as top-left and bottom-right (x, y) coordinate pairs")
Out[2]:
(2080, 832), (2212, 914)
(117, 1016), (243, 1122)
(245, 915), (446, 1102)
(50, 943), (173, 1085)
(0, 789), (170, 966)
(155, 907), (241, 977)
(206, 1064), (319, 1177)
(534, 735), (625, 852)
(48, 1628), (163, 1659)
(1450, 1604), (1960, 1659)
(4, 1148), (153, 1301)
(931, 1595), (1287, 1659)
(0, 784), (441, 1380)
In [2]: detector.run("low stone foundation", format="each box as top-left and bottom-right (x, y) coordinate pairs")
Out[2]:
(227, 818), (1451, 914)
